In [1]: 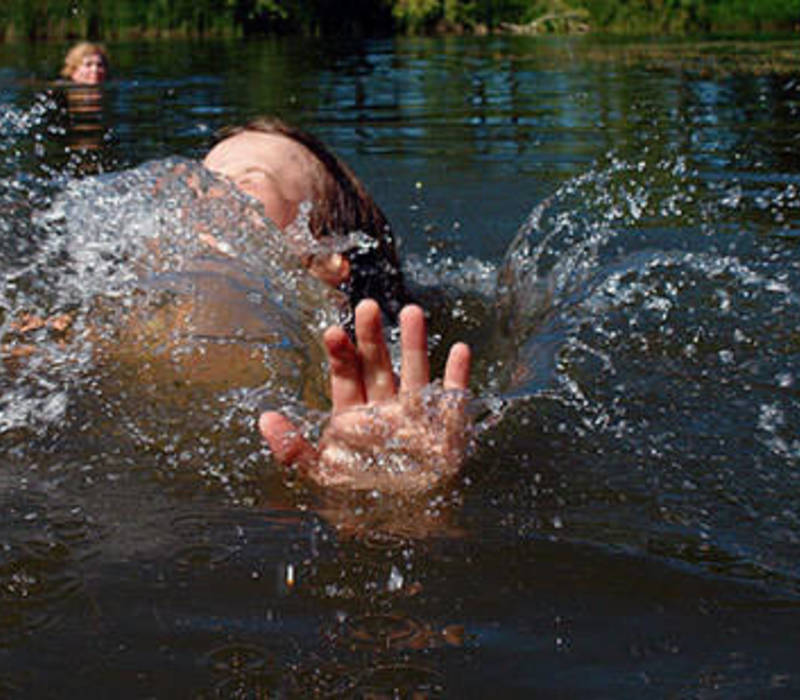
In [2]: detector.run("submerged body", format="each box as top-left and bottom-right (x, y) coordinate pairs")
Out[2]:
(3, 136), (473, 498)
(5, 157), (342, 386)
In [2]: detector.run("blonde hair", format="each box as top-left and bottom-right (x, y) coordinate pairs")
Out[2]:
(61, 42), (109, 80)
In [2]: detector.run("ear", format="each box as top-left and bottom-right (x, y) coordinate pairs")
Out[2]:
(307, 253), (350, 288)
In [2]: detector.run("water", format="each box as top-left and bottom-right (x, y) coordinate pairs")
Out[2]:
(1, 35), (799, 696)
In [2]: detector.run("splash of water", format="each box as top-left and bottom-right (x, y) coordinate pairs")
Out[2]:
(487, 152), (800, 586)
(0, 158), (341, 451)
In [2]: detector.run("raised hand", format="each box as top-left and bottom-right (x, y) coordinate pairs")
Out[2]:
(259, 298), (472, 493)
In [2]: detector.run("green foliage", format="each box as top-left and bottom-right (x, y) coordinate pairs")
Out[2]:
(392, 0), (541, 32)
(579, 0), (800, 33)
(1, 0), (799, 40)
(707, 0), (800, 29)
(392, 0), (442, 32)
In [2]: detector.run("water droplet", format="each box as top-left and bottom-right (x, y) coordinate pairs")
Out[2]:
(387, 565), (404, 592)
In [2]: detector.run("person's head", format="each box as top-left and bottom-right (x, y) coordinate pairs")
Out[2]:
(203, 117), (407, 321)
(61, 42), (109, 85)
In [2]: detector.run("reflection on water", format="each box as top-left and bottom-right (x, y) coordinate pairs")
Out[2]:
(63, 84), (107, 153)
(1, 35), (799, 697)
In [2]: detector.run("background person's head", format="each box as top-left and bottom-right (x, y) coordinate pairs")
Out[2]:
(204, 117), (408, 322)
(61, 42), (109, 85)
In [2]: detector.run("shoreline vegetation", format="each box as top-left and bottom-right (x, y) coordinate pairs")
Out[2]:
(1, 1), (799, 43)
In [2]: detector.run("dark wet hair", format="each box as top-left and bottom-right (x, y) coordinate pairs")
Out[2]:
(213, 117), (408, 322)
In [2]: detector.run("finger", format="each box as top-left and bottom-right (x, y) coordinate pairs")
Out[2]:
(259, 411), (318, 471)
(324, 325), (366, 411)
(354, 299), (395, 402)
(399, 304), (430, 392)
(443, 342), (471, 391)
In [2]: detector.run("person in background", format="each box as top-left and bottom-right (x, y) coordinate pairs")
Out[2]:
(61, 42), (109, 85)
(57, 42), (111, 155)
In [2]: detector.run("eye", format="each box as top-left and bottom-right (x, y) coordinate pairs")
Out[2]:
(237, 170), (267, 185)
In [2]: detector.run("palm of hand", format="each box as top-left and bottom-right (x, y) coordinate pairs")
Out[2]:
(259, 299), (471, 493)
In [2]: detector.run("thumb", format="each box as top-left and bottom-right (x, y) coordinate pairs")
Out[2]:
(258, 411), (318, 470)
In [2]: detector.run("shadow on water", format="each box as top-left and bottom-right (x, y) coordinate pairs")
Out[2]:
(0, 35), (799, 697)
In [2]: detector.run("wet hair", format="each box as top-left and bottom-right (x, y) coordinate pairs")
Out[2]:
(213, 117), (409, 322)
(60, 42), (109, 80)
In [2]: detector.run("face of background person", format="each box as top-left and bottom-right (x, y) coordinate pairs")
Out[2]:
(70, 53), (107, 85)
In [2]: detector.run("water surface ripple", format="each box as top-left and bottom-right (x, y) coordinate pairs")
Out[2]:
(0, 35), (798, 697)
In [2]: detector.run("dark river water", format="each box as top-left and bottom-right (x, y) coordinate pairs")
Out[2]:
(1, 35), (800, 697)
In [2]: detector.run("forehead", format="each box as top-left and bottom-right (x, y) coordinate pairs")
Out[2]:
(203, 131), (323, 188)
